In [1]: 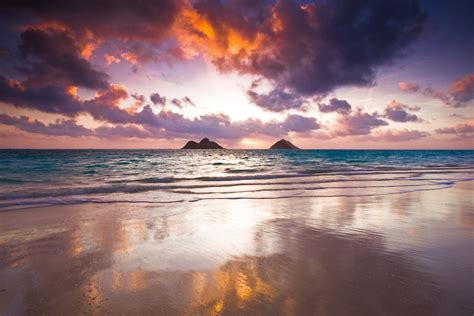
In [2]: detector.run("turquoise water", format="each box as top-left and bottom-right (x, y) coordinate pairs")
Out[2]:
(0, 149), (473, 210)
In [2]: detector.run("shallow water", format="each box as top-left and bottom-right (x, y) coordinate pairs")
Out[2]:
(0, 150), (473, 315)
(0, 149), (473, 210)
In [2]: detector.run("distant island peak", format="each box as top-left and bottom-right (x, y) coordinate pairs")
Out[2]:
(182, 137), (224, 149)
(270, 139), (300, 149)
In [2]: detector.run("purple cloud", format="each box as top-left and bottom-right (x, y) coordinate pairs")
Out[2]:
(150, 92), (166, 106)
(318, 98), (352, 114)
(0, 76), (83, 116)
(383, 101), (422, 122)
(374, 129), (429, 142)
(436, 119), (474, 137)
(247, 87), (304, 112)
(1, 0), (183, 43)
(399, 74), (474, 107)
(0, 114), (92, 137)
(334, 110), (388, 136)
(398, 82), (420, 92)
(18, 28), (109, 89)
(204, 0), (425, 97)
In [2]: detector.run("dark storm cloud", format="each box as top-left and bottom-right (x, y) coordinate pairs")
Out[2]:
(192, 0), (269, 41)
(318, 98), (352, 114)
(0, 0), (183, 42)
(18, 28), (109, 89)
(202, 0), (425, 98)
(0, 77), (135, 123)
(0, 0), (427, 113)
(150, 93), (167, 106)
(0, 76), (83, 115)
(383, 101), (421, 122)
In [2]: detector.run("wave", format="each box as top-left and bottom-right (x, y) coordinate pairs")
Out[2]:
(113, 168), (473, 184)
(0, 160), (472, 211)
(0, 177), (43, 184)
(0, 181), (459, 211)
(0, 173), (470, 204)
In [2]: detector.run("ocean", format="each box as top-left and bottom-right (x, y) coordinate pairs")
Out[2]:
(0, 149), (473, 210)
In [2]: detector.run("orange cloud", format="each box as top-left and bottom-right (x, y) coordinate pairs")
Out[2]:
(104, 54), (121, 65)
(172, 6), (265, 61)
(120, 52), (139, 65)
(67, 86), (79, 97)
(398, 82), (420, 92)
(80, 42), (99, 59)
(94, 84), (128, 107)
(450, 74), (474, 96)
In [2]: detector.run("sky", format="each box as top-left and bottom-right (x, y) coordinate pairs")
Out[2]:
(0, 0), (472, 149)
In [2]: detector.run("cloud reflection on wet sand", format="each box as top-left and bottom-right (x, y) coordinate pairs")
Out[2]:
(0, 182), (472, 315)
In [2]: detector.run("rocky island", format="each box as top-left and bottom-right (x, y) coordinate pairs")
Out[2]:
(182, 137), (224, 149)
(270, 139), (300, 149)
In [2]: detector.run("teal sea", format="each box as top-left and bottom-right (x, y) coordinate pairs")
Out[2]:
(0, 149), (473, 210)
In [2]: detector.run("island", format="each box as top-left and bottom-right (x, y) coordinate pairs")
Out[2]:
(270, 139), (300, 149)
(182, 137), (224, 149)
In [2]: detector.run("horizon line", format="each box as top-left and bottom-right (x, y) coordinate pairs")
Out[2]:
(1, 147), (473, 151)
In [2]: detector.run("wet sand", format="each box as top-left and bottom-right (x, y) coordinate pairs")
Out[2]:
(0, 181), (473, 315)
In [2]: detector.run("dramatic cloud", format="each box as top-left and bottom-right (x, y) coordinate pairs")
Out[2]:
(398, 82), (420, 92)
(318, 98), (352, 114)
(383, 100), (421, 122)
(400, 74), (474, 107)
(18, 28), (109, 89)
(1, 0), (183, 43)
(150, 92), (166, 106)
(2, 0), (468, 148)
(190, 0), (425, 98)
(374, 129), (429, 142)
(436, 119), (474, 137)
(1, 0), (427, 114)
(334, 109), (387, 136)
(0, 77), (135, 122)
(0, 76), (83, 116)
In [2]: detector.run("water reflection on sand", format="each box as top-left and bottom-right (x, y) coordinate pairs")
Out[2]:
(0, 182), (472, 315)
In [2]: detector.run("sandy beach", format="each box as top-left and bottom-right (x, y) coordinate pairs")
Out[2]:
(1, 180), (472, 315)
